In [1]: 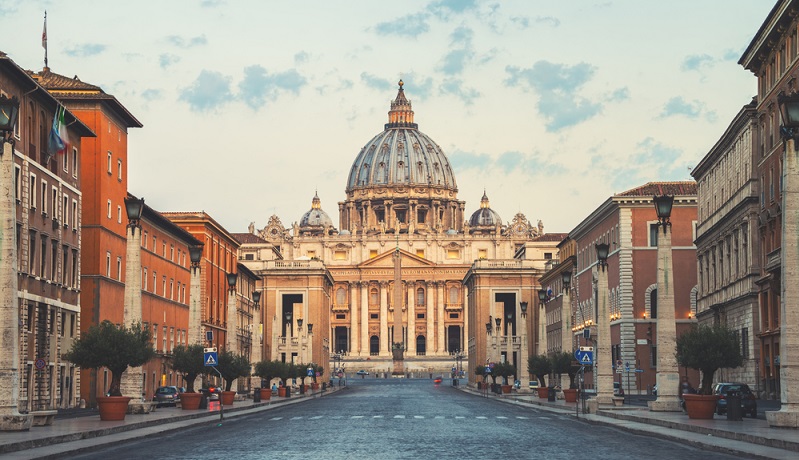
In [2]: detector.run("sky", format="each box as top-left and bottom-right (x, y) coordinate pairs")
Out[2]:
(0, 0), (775, 235)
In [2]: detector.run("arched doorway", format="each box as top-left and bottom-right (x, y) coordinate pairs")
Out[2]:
(334, 326), (348, 353)
(416, 335), (426, 356)
(447, 325), (461, 352)
(370, 335), (379, 355)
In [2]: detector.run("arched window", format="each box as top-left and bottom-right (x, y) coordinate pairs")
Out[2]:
(416, 287), (425, 306)
(370, 288), (379, 306)
(650, 288), (658, 319)
(336, 287), (346, 305)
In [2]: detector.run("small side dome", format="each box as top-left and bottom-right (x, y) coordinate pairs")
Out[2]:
(445, 228), (458, 235)
(299, 192), (334, 230)
(469, 191), (502, 227)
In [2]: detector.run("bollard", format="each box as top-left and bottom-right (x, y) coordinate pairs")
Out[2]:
(253, 388), (261, 403)
(726, 391), (742, 421)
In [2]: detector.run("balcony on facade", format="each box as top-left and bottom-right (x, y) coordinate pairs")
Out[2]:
(765, 247), (781, 274)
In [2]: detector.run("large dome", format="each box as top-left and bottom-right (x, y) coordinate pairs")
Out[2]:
(345, 81), (457, 192)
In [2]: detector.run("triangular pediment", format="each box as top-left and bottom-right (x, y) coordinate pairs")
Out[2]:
(358, 249), (435, 268)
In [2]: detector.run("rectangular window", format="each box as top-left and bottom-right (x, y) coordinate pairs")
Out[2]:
(169, 327), (174, 352)
(446, 249), (459, 259)
(72, 200), (78, 229)
(650, 346), (657, 368)
(107, 152), (112, 174)
(143, 231), (148, 249)
(62, 245), (68, 285)
(41, 180), (48, 215)
(51, 240), (58, 280)
(117, 159), (123, 181)
(153, 324), (158, 351)
(106, 252), (111, 277)
(416, 249), (425, 259)
(117, 205), (122, 224)
(369, 249), (378, 259)
(51, 187), (58, 220)
(72, 148), (78, 178)
(370, 313), (379, 319)
(14, 165), (21, 202)
(741, 327), (749, 359)
(162, 325), (167, 352)
(417, 313), (425, 319)
(143, 268), (148, 290)
(63, 194), (69, 226)
(40, 235), (47, 278)
(71, 249), (78, 288)
(153, 272), (157, 293)
(170, 244), (174, 261)
(116, 257), (122, 281)
(307, 250), (316, 258)
(334, 250), (347, 260)
(107, 200), (112, 219)
(170, 279), (174, 300)
(30, 174), (37, 210)
(478, 249), (487, 259)
(649, 223), (659, 247)
(162, 276), (166, 296)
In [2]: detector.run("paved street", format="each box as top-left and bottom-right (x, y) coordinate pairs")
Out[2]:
(71, 379), (737, 459)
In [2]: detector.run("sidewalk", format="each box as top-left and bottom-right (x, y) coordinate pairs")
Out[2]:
(462, 386), (799, 460)
(0, 387), (343, 460)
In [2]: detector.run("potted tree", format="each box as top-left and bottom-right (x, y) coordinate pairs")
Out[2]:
(551, 351), (579, 402)
(63, 320), (155, 420)
(495, 362), (516, 393)
(216, 350), (251, 406)
(254, 360), (278, 401)
(171, 344), (207, 410)
(276, 361), (291, 397)
(311, 364), (324, 390)
(528, 354), (551, 399)
(676, 323), (743, 419)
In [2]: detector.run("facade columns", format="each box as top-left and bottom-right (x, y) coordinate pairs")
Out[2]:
(407, 281), (416, 354)
(349, 283), (358, 355)
(0, 137), (32, 431)
(437, 282), (445, 354)
(650, 224), (681, 412)
(380, 282), (389, 355)
(426, 282), (434, 355)
(360, 282), (369, 356)
(767, 136), (799, 427)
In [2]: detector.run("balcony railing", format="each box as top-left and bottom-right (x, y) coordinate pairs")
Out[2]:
(332, 303), (349, 312)
(766, 248), (781, 273)
(445, 302), (462, 311)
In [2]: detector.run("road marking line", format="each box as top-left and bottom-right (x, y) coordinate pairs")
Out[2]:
(373, 415), (384, 418)
(516, 416), (529, 419)
(476, 416), (487, 419)
(310, 416), (324, 420)
(434, 416), (445, 419)
(455, 416), (465, 419)
(291, 416), (303, 420)
(331, 415), (343, 419)
(351, 415), (364, 419)
(270, 417), (282, 421)
(394, 415), (405, 419)
(496, 416), (508, 419)
(414, 416), (425, 419)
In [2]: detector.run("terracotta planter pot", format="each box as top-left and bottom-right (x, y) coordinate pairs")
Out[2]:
(221, 391), (236, 406)
(683, 394), (718, 419)
(501, 385), (512, 394)
(259, 388), (272, 401)
(96, 396), (131, 421)
(311, 383), (319, 390)
(180, 392), (202, 410)
(563, 388), (578, 403)
(537, 387), (549, 399)
(278, 387), (287, 397)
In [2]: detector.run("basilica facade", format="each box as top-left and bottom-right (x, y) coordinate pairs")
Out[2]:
(239, 82), (558, 376)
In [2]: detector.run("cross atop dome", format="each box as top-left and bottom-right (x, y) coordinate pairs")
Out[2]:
(386, 79), (418, 129)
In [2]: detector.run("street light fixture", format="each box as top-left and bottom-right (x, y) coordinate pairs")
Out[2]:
(123, 196), (144, 228)
(494, 316), (501, 332)
(520, 301), (528, 318)
(297, 317), (303, 330)
(307, 323), (313, 334)
(252, 290), (261, 306)
(779, 92), (799, 143)
(226, 272), (237, 293)
(189, 245), (203, 269)
(485, 321), (492, 335)
(0, 94), (20, 144)
(653, 195), (674, 230)
(595, 243), (609, 269)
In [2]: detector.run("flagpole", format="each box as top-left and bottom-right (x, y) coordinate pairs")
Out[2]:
(42, 11), (48, 69)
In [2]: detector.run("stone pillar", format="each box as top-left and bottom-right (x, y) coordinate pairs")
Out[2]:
(349, 283), (358, 354)
(594, 263), (614, 405)
(360, 282), (369, 356)
(767, 136), (799, 427)
(649, 224), (681, 412)
(437, 282), (445, 354)
(226, 285), (239, 392)
(120, 215), (145, 406)
(426, 282), (434, 355)
(189, 262), (202, 345)
(538, 298), (547, 356)
(561, 288), (572, 352)
(0, 138), (32, 431)
(407, 282), (416, 354)
(380, 282), (388, 356)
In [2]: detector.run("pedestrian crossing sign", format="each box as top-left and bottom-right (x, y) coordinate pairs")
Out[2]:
(204, 351), (218, 367)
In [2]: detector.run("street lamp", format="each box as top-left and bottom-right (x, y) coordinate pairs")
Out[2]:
(520, 301), (528, 318)
(770, 93), (799, 426)
(649, 194), (681, 412)
(121, 195), (146, 406)
(561, 270), (573, 353)
(252, 290), (261, 306)
(0, 94), (20, 144)
(188, 243), (204, 345)
(297, 317), (303, 331)
(538, 289), (547, 356)
(0, 94), (30, 430)
(226, 272), (237, 293)
(594, 242), (613, 405)
(124, 196), (145, 229)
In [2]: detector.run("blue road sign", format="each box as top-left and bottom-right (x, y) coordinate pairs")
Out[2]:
(574, 350), (594, 365)
(204, 351), (218, 367)
(307, 368), (314, 376)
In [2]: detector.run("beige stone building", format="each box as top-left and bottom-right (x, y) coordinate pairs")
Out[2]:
(240, 82), (560, 377)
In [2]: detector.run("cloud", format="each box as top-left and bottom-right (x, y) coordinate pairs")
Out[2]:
(159, 53), (180, 69)
(294, 51), (310, 65)
(140, 89), (162, 101)
(439, 78), (480, 104)
(428, 0), (478, 19)
(64, 43), (106, 57)
(505, 61), (602, 131)
(722, 49), (741, 61)
(200, 0), (224, 6)
(534, 16), (561, 27)
(609, 137), (688, 189)
(373, 12), (430, 37)
(237, 65), (307, 110)
(608, 87), (630, 102)
(179, 70), (233, 112)
(0, 0), (18, 14)
(659, 96), (705, 119)
(360, 73), (394, 91)
(681, 54), (714, 71)
(166, 35), (208, 49)
(451, 149), (565, 175)
(438, 26), (475, 75)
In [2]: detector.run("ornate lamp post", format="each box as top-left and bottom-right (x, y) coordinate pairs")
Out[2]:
(649, 195), (682, 412)
(188, 244), (204, 345)
(561, 270), (573, 353)
(767, 93), (799, 427)
(226, 272), (238, 353)
(593, 242), (614, 405)
(0, 94), (30, 431)
(120, 196), (146, 408)
(250, 290), (262, 389)
(538, 289), (547, 356)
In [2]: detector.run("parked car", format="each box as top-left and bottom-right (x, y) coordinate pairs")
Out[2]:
(201, 386), (221, 401)
(356, 370), (369, 376)
(713, 382), (757, 418)
(152, 386), (182, 407)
